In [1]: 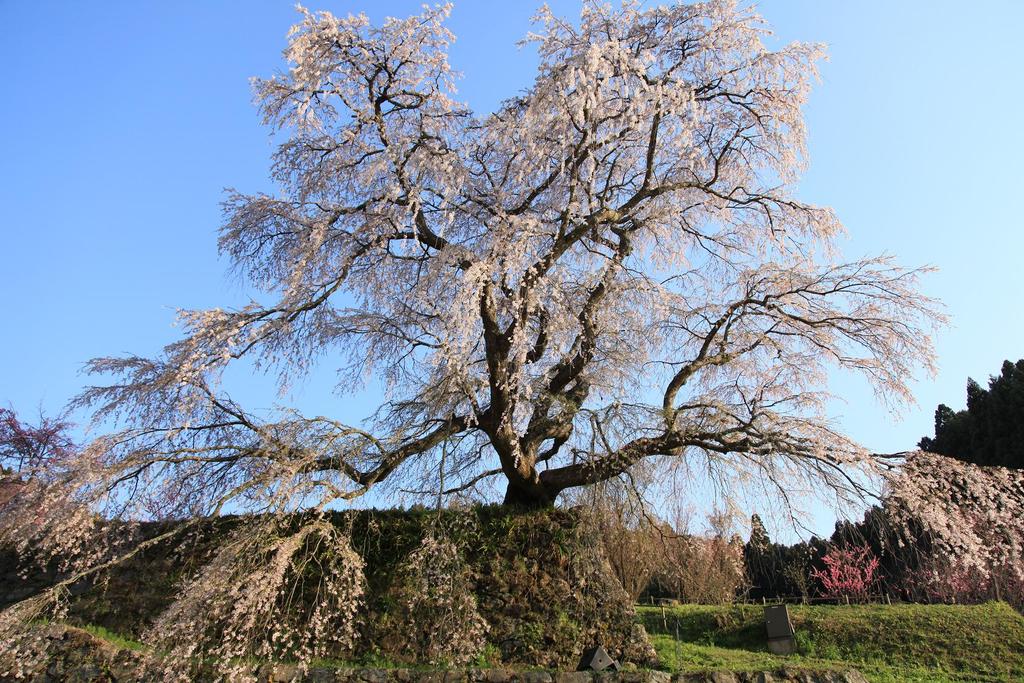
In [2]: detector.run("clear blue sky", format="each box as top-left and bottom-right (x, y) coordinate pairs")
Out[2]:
(2, 2), (1022, 534)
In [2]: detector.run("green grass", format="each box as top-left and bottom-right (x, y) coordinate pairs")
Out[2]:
(48, 602), (1024, 682)
(74, 623), (148, 652)
(637, 602), (1024, 682)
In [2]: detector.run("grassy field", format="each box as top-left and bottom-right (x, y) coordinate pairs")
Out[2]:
(45, 602), (1024, 681)
(637, 602), (1024, 682)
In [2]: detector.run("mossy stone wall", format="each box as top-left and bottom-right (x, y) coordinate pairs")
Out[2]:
(1, 506), (655, 668)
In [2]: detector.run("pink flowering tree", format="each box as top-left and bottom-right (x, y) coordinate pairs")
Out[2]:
(0, 408), (78, 510)
(811, 544), (880, 602)
(0, 2), (951, 676)
(20, 1), (942, 515)
(0, 407), (76, 475)
(885, 451), (1024, 597)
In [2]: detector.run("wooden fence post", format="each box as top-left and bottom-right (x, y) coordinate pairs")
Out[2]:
(674, 621), (680, 668)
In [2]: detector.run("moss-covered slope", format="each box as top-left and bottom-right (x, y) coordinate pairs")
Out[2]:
(1, 506), (653, 668)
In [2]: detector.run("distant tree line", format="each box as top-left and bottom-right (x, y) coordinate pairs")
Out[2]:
(919, 358), (1024, 469)
(594, 492), (1023, 609)
(741, 509), (930, 602)
(742, 506), (1023, 609)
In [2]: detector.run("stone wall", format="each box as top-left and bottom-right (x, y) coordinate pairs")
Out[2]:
(0, 507), (655, 668)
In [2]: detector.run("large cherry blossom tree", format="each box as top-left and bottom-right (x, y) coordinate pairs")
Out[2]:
(0, 1), (974, 671)
(0, 1), (964, 674)
(10, 0), (946, 515)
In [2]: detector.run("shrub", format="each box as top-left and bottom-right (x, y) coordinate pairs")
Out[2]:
(653, 534), (746, 604)
(811, 544), (879, 601)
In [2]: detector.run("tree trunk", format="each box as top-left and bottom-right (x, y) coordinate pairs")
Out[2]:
(502, 478), (556, 508)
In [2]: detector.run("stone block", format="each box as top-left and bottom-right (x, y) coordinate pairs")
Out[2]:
(482, 669), (515, 683)
(553, 672), (593, 683)
(520, 671), (554, 683)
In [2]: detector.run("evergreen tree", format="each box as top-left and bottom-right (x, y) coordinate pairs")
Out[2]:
(919, 359), (1024, 468)
(748, 514), (771, 555)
